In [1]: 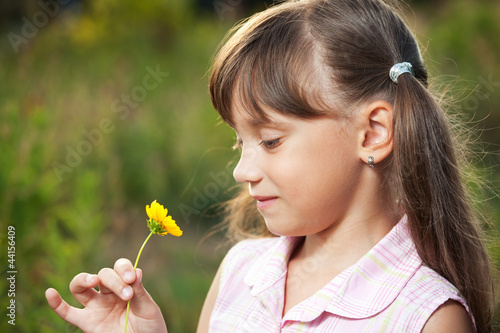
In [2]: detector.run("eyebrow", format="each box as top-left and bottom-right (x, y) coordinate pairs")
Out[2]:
(247, 116), (290, 130)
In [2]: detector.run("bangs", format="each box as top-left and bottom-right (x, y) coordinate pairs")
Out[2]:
(209, 2), (331, 127)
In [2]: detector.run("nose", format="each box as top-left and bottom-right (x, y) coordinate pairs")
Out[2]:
(233, 146), (262, 183)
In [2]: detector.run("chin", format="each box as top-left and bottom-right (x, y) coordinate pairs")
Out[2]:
(264, 218), (307, 237)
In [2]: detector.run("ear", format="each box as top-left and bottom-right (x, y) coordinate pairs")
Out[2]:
(358, 100), (394, 165)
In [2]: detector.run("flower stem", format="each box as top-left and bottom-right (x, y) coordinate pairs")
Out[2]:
(134, 231), (154, 269)
(124, 231), (154, 333)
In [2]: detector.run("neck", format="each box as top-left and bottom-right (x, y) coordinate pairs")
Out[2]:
(282, 170), (401, 316)
(291, 173), (400, 278)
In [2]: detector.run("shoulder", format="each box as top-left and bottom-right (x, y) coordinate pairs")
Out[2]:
(404, 265), (462, 300)
(198, 238), (278, 332)
(404, 265), (468, 309)
(396, 265), (474, 331)
(421, 300), (474, 333)
(219, 237), (279, 282)
(224, 236), (279, 264)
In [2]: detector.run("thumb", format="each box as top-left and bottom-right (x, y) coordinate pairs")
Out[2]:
(130, 269), (161, 318)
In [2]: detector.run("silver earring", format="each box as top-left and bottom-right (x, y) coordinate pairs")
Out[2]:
(368, 156), (375, 168)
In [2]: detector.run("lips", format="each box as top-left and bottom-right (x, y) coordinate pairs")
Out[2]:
(252, 196), (278, 210)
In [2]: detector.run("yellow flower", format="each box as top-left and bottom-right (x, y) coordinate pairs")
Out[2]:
(146, 200), (183, 236)
(124, 199), (182, 333)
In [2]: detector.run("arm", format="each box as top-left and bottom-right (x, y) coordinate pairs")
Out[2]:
(421, 300), (474, 333)
(197, 261), (223, 333)
(45, 258), (167, 333)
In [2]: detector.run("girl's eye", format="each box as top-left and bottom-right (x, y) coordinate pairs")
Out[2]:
(260, 138), (281, 149)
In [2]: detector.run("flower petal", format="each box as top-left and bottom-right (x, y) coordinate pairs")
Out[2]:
(151, 203), (157, 221)
(147, 200), (159, 220)
(162, 216), (183, 237)
(151, 201), (160, 223)
(156, 204), (166, 222)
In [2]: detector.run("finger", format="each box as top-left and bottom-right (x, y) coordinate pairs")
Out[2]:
(69, 273), (99, 307)
(113, 258), (136, 284)
(130, 269), (160, 318)
(98, 267), (133, 301)
(46, 288), (85, 326)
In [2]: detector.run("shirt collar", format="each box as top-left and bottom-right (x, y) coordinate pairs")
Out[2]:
(244, 236), (302, 295)
(244, 216), (422, 320)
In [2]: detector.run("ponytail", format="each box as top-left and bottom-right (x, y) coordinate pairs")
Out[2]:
(392, 74), (494, 332)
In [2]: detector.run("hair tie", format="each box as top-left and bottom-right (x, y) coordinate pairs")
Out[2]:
(389, 62), (414, 83)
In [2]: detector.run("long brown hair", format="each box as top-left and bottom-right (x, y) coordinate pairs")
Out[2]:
(209, 0), (494, 331)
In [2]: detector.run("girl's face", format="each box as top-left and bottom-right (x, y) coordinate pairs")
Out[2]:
(231, 106), (365, 237)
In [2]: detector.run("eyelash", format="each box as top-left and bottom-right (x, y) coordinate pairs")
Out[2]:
(232, 138), (282, 150)
(259, 138), (281, 149)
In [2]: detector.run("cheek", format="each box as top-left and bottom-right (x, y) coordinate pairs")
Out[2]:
(283, 138), (360, 213)
(288, 139), (354, 192)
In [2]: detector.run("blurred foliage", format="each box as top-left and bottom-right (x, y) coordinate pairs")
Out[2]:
(0, 0), (498, 332)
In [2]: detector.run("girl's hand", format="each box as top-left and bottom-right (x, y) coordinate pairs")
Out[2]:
(45, 258), (168, 333)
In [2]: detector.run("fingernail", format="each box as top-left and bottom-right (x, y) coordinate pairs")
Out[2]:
(86, 275), (95, 283)
(124, 271), (134, 282)
(122, 286), (133, 298)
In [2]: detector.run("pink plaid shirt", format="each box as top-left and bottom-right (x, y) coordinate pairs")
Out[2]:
(209, 217), (472, 332)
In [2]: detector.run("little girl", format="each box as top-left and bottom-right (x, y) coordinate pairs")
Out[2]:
(46, 0), (494, 332)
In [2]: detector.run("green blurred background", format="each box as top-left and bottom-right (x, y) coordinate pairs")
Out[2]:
(0, 0), (499, 332)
